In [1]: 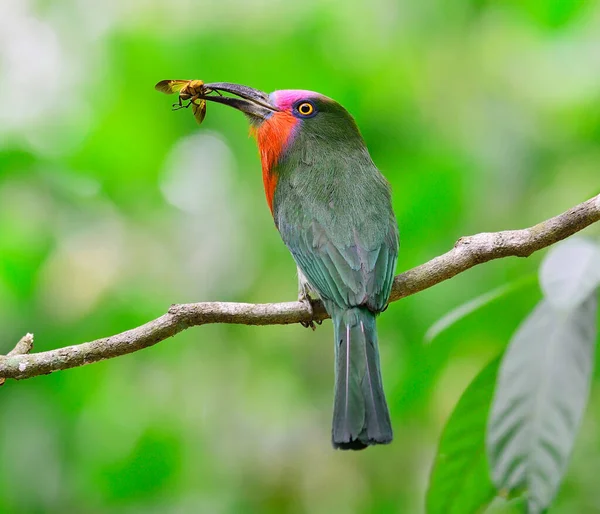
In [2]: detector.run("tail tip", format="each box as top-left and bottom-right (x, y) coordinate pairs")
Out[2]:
(332, 434), (393, 451)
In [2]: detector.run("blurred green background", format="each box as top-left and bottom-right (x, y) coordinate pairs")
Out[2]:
(1, 0), (599, 512)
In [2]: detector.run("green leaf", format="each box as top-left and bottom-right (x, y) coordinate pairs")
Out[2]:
(540, 237), (600, 310)
(425, 276), (536, 343)
(486, 295), (598, 514)
(426, 357), (501, 514)
(483, 495), (527, 514)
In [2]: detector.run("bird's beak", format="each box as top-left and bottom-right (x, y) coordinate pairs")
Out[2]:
(200, 82), (278, 121)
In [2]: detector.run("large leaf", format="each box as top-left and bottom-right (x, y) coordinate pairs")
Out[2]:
(486, 295), (598, 514)
(540, 237), (600, 310)
(427, 358), (501, 514)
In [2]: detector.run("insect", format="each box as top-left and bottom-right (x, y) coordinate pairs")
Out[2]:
(155, 79), (215, 124)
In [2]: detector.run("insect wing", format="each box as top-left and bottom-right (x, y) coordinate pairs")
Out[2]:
(155, 79), (190, 95)
(191, 99), (207, 124)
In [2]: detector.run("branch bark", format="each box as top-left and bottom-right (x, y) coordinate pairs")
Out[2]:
(1, 194), (599, 382)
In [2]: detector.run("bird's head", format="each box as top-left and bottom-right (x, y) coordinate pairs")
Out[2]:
(201, 82), (368, 211)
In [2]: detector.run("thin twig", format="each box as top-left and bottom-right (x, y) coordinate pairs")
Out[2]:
(0, 194), (598, 383)
(0, 333), (34, 385)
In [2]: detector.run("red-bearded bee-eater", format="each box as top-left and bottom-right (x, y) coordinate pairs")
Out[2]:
(197, 83), (399, 450)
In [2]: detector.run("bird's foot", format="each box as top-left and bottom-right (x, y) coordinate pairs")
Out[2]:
(297, 267), (322, 330)
(299, 289), (317, 331)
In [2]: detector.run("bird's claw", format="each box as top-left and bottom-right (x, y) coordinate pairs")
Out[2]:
(299, 292), (317, 331)
(300, 320), (316, 330)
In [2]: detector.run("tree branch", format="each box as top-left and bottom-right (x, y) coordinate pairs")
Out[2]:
(1, 194), (599, 382)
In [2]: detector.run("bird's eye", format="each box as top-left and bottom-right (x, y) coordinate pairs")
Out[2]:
(295, 101), (316, 117)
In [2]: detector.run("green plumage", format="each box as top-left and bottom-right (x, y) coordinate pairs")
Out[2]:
(272, 97), (398, 449)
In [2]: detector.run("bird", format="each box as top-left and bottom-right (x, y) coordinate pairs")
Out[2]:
(196, 82), (399, 450)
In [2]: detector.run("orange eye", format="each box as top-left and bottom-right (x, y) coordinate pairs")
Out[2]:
(297, 102), (315, 116)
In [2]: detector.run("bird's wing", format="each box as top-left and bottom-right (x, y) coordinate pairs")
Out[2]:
(278, 213), (398, 313)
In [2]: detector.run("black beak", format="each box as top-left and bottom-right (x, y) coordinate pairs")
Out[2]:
(200, 82), (278, 121)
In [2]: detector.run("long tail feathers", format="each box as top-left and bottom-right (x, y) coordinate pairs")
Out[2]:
(331, 307), (392, 450)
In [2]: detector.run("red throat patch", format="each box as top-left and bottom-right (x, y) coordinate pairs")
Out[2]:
(250, 111), (298, 214)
